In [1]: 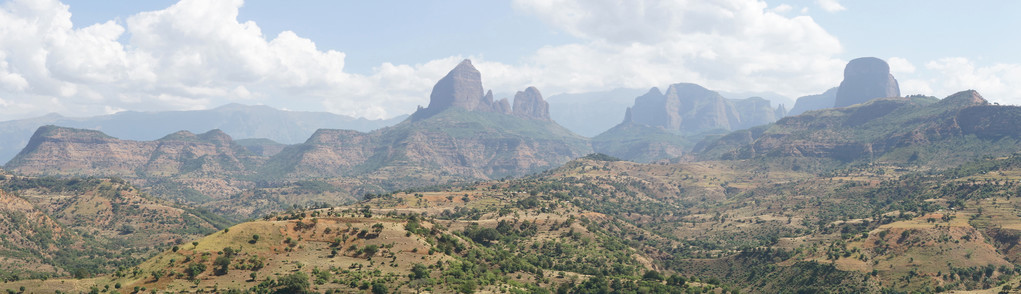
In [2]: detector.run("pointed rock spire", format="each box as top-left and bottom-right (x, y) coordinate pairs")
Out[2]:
(426, 59), (487, 112)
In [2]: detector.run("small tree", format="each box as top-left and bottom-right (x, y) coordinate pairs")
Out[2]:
(642, 270), (664, 281)
(213, 256), (231, 275)
(119, 224), (136, 235)
(275, 272), (310, 293)
(185, 263), (206, 280)
(411, 263), (430, 280)
(362, 245), (379, 259)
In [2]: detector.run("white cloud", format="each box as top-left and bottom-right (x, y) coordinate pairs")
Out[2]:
(922, 58), (1021, 103)
(0, 0), (454, 120)
(887, 57), (916, 74)
(510, 0), (846, 96)
(24, 0), (1007, 123)
(816, 0), (846, 12)
(772, 4), (793, 14)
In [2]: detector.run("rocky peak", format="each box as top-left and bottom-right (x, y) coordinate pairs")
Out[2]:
(939, 90), (988, 107)
(158, 130), (197, 141)
(424, 59), (488, 113)
(775, 104), (788, 118)
(494, 97), (511, 114)
(512, 87), (550, 120)
(197, 129), (234, 147)
(834, 57), (900, 108)
(629, 87), (669, 128)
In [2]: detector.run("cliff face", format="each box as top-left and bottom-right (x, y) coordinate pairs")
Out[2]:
(834, 57), (901, 108)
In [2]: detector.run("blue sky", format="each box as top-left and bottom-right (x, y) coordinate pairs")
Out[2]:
(1, 0), (1019, 120)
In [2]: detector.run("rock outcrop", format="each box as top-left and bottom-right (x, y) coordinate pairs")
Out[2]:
(834, 57), (900, 108)
(512, 87), (551, 120)
(789, 87), (838, 116)
(494, 97), (512, 114)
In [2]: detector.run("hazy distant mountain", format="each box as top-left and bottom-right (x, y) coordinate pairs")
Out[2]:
(0, 104), (407, 165)
(788, 87), (838, 116)
(718, 90), (794, 110)
(593, 83), (787, 162)
(546, 88), (647, 137)
(547, 89), (792, 137)
(783, 57), (901, 117)
(834, 57), (900, 108)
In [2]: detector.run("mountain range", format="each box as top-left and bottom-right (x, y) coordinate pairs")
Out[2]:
(3, 60), (592, 219)
(0, 104), (408, 165)
(11, 56), (1021, 293)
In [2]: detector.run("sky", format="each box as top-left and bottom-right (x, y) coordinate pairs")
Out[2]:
(0, 0), (1019, 120)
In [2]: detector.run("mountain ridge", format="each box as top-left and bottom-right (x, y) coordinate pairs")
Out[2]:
(0, 104), (407, 165)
